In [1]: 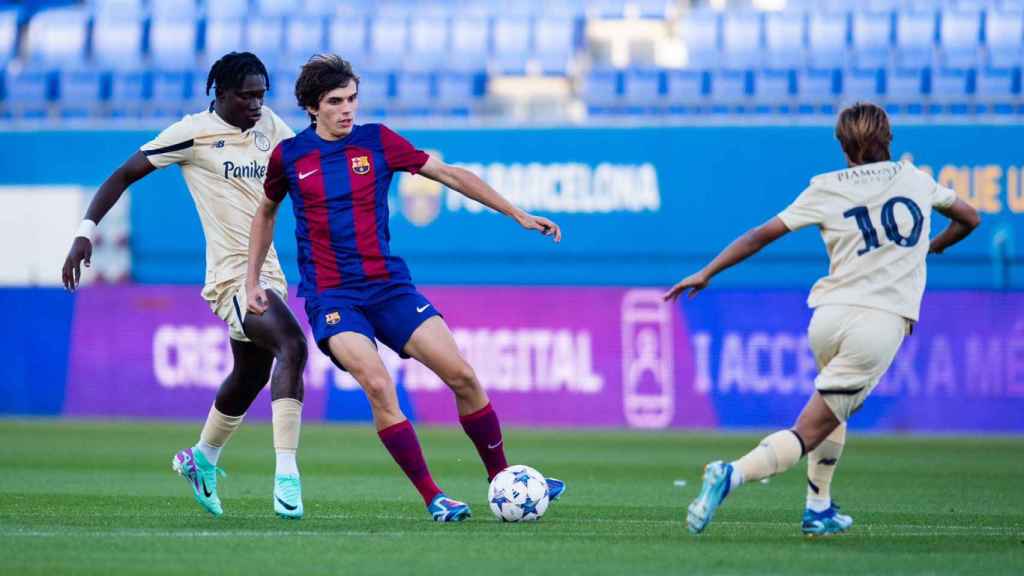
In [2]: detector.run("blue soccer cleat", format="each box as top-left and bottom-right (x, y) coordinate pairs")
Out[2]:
(546, 477), (566, 502)
(273, 474), (304, 520)
(802, 503), (853, 536)
(172, 447), (225, 517)
(687, 460), (733, 534)
(428, 494), (471, 523)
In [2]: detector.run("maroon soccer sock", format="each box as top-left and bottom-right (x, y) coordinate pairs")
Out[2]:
(378, 420), (442, 505)
(459, 402), (508, 481)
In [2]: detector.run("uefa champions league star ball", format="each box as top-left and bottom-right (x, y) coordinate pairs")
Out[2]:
(488, 465), (550, 522)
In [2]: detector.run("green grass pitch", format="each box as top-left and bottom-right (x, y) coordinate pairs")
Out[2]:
(1, 420), (1021, 575)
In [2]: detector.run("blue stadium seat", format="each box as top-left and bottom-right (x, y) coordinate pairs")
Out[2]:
(852, 10), (893, 68)
(395, 70), (433, 107)
(681, 11), (719, 68)
(808, 12), (848, 68)
(622, 68), (662, 106)
(754, 69), (795, 105)
(931, 67), (972, 109)
(92, 11), (145, 69)
(151, 0), (199, 20)
(975, 67), (1021, 113)
(304, 0), (343, 16)
(3, 66), (53, 117)
(887, 67), (928, 112)
(664, 68), (706, 108)
(150, 16), (199, 69)
(709, 69), (751, 110)
(435, 70), (484, 108)
(895, 10), (936, 67)
(283, 16), (325, 66)
(24, 7), (91, 64)
(939, 9), (981, 67)
(206, 0), (249, 19)
(535, 16), (577, 75)
(765, 12), (805, 69)
(583, 69), (621, 109)
(369, 16), (409, 67)
(493, 16), (531, 74)
(844, 67), (884, 102)
(327, 15), (368, 67)
(357, 69), (393, 104)
(150, 69), (190, 116)
(986, 8), (1023, 68)
(245, 18), (286, 66)
(796, 68), (839, 113)
(57, 67), (105, 118)
(255, 0), (301, 17)
(408, 15), (449, 70)
(449, 15), (490, 71)
(0, 9), (17, 65)
(108, 68), (148, 118)
(268, 66), (297, 112)
(722, 13), (763, 69)
(204, 18), (244, 64)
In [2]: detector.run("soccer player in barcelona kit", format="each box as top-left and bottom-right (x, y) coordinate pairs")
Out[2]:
(62, 53), (309, 519)
(664, 103), (980, 535)
(245, 54), (566, 522)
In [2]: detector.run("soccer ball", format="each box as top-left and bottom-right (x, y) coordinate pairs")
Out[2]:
(488, 465), (550, 522)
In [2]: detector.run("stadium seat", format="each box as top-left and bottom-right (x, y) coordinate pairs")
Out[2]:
(57, 67), (106, 118)
(151, 0), (199, 20)
(844, 67), (885, 102)
(664, 68), (706, 108)
(92, 12), (145, 69)
(0, 10), (18, 65)
(709, 69), (751, 109)
(369, 17), (409, 67)
(283, 16), (325, 66)
(327, 15), (369, 67)
(722, 13), (763, 69)
(204, 18), (245, 64)
(395, 70), (433, 106)
(150, 16), (199, 69)
(435, 70), (484, 108)
(986, 8), (1023, 68)
(357, 68), (393, 103)
(268, 65), (298, 112)
(622, 68), (662, 106)
(808, 12), (848, 68)
(493, 16), (532, 74)
(765, 12), (806, 69)
(449, 15), (490, 71)
(895, 10), (936, 67)
(150, 69), (190, 116)
(939, 9), (981, 67)
(535, 16), (577, 75)
(108, 68), (149, 118)
(887, 67), (928, 112)
(24, 8), (91, 64)
(931, 67), (973, 108)
(852, 10), (893, 68)
(583, 69), (621, 109)
(796, 68), (839, 113)
(975, 66), (1021, 113)
(2, 66), (53, 117)
(681, 11), (720, 68)
(245, 18), (286, 66)
(255, 0), (302, 17)
(206, 0), (249, 19)
(755, 68), (795, 105)
(408, 15), (449, 70)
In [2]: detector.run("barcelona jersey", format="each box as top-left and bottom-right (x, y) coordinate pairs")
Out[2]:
(264, 123), (429, 299)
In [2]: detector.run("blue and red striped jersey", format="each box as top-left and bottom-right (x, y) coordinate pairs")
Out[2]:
(265, 123), (429, 297)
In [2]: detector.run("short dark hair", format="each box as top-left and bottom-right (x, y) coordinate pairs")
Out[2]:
(295, 54), (360, 119)
(835, 102), (893, 166)
(206, 51), (270, 96)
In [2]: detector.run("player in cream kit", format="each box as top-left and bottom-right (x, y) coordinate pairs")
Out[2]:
(62, 53), (309, 519)
(663, 102), (980, 535)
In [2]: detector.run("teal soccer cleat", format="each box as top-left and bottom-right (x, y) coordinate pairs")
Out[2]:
(273, 474), (304, 520)
(172, 447), (225, 517)
(428, 494), (471, 523)
(686, 460), (733, 534)
(802, 503), (853, 536)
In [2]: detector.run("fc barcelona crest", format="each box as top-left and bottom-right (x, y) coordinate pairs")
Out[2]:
(325, 311), (341, 326)
(351, 156), (371, 175)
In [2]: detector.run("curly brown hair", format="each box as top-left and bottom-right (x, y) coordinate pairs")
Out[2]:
(835, 102), (893, 166)
(294, 54), (360, 121)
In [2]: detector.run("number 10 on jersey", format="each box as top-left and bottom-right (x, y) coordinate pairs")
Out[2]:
(843, 196), (924, 256)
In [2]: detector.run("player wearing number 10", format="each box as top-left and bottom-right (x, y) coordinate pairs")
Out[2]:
(664, 102), (980, 536)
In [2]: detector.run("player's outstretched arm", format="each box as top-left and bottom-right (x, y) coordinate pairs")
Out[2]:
(62, 152), (157, 292)
(930, 198), (980, 255)
(418, 155), (561, 243)
(663, 217), (790, 302)
(245, 196), (280, 315)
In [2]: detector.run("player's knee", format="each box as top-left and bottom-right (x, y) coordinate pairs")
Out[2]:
(278, 334), (308, 368)
(445, 363), (480, 397)
(360, 373), (396, 406)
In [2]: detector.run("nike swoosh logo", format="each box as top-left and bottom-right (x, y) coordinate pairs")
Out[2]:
(416, 304), (431, 313)
(298, 169), (319, 180)
(202, 478), (213, 498)
(487, 439), (503, 450)
(276, 496), (298, 511)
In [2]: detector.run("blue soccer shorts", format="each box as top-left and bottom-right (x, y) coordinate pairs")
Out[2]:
(305, 285), (442, 371)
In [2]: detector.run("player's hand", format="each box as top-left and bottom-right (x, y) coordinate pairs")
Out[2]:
(517, 212), (562, 243)
(247, 284), (270, 315)
(61, 237), (93, 292)
(663, 271), (710, 302)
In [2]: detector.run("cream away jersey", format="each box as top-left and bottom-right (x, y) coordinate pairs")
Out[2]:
(777, 160), (958, 321)
(141, 107), (294, 303)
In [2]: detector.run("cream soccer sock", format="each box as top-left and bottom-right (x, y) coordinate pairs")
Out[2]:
(730, 430), (805, 488)
(196, 405), (245, 466)
(806, 423), (846, 512)
(272, 398), (303, 476)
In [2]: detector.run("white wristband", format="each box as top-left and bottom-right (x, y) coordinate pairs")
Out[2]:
(75, 219), (97, 242)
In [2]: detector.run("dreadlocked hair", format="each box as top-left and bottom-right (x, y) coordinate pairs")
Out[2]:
(206, 51), (270, 96)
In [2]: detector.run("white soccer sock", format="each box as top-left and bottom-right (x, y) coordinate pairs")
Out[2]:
(196, 441), (223, 466)
(806, 423), (846, 511)
(272, 398), (303, 476)
(731, 430), (805, 486)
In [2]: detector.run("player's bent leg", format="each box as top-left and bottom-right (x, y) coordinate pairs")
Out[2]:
(804, 422), (849, 535)
(403, 316), (488, 415)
